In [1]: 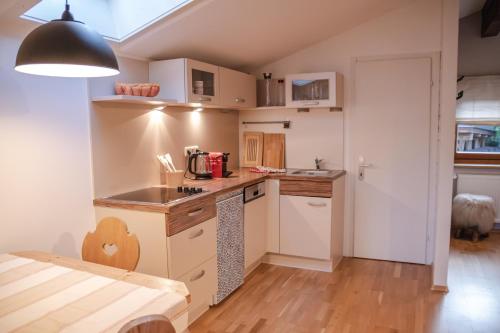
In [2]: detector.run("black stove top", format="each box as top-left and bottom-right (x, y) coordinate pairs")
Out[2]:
(107, 187), (206, 205)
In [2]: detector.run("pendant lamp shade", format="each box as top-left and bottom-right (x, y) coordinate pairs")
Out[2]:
(15, 3), (119, 78)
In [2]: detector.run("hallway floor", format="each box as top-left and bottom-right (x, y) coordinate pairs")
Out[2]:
(188, 233), (500, 333)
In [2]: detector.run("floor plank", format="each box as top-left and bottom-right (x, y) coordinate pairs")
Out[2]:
(189, 232), (500, 333)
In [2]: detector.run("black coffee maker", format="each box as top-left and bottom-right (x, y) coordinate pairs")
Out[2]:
(222, 153), (232, 177)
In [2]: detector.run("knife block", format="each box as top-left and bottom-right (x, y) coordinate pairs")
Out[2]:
(165, 170), (185, 188)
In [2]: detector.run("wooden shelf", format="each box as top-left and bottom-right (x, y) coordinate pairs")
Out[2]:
(91, 95), (177, 106)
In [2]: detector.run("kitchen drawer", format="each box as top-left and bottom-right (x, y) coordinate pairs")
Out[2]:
(178, 256), (217, 323)
(168, 217), (216, 278)
(280, 180), (332, 198)
(166, 195), (216, 236)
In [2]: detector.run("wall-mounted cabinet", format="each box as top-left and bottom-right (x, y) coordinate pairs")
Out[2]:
(149, 58), (256, 109)
(285, 72), (343, 108)
(220, 67), (256, 108)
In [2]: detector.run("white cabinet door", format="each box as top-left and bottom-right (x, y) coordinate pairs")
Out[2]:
(280, 195), (331, 259)
(266, 179), (280, 253)
(220, 67), (256, 108)
(186, 59), (220, 105)
(285, 72), (343, 108)
(244, 196), (267, 268)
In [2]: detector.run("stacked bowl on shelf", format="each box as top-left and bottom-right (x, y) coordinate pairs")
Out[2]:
(115, 83), (160, 97)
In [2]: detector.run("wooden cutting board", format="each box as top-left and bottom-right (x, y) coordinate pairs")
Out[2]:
(263, 133), (285, 169)
(242, 131), (264, 167)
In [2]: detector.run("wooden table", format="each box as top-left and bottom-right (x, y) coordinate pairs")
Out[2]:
(0, 251), (190, 333)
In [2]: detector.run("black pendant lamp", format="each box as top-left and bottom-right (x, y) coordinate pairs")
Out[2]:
(15, 1), (119, 77)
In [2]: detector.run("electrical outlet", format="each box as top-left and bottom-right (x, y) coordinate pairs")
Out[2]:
(184, 145), (199, 156)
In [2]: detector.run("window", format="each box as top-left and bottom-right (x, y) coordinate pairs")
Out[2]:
(455, 75), (500, 165)
(21, 0), (192, 42)
(455, 122), (500, 164)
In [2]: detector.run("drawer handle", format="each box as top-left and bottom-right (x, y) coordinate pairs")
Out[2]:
(307, 202), (327, 207)
(188, 229), (204, 239)
(198, 97), (212, 102)
(190, 270), (206, 282)
(187, 208), (204, 217)
(235, 97), (246, 103)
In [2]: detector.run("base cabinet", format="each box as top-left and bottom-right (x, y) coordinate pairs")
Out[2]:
(279, 195), (332, 260)
(94, 207), (218, 325)
(177, 256), (217, 323)
(244, 196), (267, 269)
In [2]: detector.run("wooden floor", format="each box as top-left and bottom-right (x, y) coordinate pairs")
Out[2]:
(188, 233), (500, 333)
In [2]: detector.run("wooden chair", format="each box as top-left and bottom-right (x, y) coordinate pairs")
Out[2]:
(82, 217), (140, 271)
(118, 315), (176, 333)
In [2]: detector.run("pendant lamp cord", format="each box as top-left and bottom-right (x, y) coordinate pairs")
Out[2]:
(61, 0), (74, 21)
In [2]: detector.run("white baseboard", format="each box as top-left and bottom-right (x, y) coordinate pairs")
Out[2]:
(244, 258), (263, 278)
(262, 253), (334, 272)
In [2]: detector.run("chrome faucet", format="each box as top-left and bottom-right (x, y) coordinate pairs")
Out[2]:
(314, 157), (323, 170)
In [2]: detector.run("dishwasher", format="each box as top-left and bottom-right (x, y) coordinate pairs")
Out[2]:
(214, 189), (244, 304)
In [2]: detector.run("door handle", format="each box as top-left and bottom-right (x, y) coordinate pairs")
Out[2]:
(190, 269), (206, 282)
(307, 202), (327, 207)
(188, 208), (204, 217)
(358, 163), (372, 181)
(188, 229), (204, 239)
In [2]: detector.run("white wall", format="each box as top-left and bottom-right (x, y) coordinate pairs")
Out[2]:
(0, 34), (94, 258)
(88, 58), (240, 198)
(247, 0), (458, 286)
(239, 109), (343, 170)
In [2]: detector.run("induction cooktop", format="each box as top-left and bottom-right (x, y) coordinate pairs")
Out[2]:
(107, 187), (206, 205)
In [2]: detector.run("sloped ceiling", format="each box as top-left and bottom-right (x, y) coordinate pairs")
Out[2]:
(2, 0), (416, 70)
(117, 0), (415, 70)
(459, 0), (486, 19)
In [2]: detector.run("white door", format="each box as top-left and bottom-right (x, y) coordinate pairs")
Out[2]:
(353, 56), (432, 264)
(244, 196), (267, 268)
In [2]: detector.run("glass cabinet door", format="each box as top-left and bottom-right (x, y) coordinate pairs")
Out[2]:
(285, 72), (342, 108)
(291, 79), (329, 102)
(191, 69), (215, 96)
(187, 59), (219, 105)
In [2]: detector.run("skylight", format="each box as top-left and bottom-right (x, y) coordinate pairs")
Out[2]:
(21, 0), (192, 42)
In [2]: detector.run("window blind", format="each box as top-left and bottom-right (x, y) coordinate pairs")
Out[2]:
(457, 75), (500, 121)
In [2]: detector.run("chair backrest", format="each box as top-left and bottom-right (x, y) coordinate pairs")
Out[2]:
(118, 315), (176, 333)
(82, 217), (140, 271)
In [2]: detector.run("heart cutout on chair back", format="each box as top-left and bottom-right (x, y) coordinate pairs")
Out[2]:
(102, 243), (118, 257)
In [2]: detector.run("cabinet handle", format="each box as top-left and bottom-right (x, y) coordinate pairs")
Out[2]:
(188, 229), (204, 239)
(187, 208), (204, 217)
(198, 97), (212, 102)
(235, 98), (246, 103)
(190, 269), (206, 282)
(303, 101), (320, 106)
(307, 202), (327, 207)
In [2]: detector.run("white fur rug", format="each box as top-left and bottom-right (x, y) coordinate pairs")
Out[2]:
(452, 193), (496, 234)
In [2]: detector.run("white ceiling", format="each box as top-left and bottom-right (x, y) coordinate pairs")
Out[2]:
(2, 0), (416, 70)
(117, 0), (415, 70)
(459, 0), (486, 18)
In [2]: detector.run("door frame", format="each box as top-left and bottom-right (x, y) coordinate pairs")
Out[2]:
(344, 52), (441, 265)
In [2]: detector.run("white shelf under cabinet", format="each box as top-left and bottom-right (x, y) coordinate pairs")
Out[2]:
(91, 95), (177, 107)
(241, 106), (287, 111)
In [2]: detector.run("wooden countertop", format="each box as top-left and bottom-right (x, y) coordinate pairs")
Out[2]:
(1, 251), (190, 332)
(94, 168), (346, 214)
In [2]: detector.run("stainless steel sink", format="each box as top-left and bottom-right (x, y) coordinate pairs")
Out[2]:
(291, 169), (331, 176)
